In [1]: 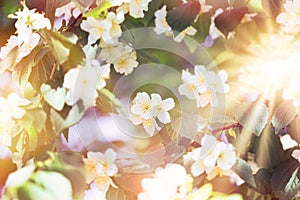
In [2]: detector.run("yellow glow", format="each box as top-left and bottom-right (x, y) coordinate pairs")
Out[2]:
(238, 34), (300, 100)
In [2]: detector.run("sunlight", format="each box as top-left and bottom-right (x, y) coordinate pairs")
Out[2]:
(239, 34), (300, 101)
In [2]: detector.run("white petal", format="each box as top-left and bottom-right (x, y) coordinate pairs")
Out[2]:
(191, 161), (205, 177)
(162, 98), (175, 111)
(157, 111), (171, 124)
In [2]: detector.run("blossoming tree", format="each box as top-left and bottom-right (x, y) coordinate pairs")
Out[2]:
(0, 0), (300, 199)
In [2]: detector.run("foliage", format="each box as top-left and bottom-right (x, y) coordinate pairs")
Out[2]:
(0, 0), (300, 199)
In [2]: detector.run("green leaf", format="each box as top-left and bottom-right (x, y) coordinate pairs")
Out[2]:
(234, 102), (269, 136)
(42, 30), (73, 65)
(42, 30), (85, 66)
(29, 49), (57, 91)
(50, 101), (86, 134)
(19, 171), (73, 200)
(96, 88), (123, 114)
(72, 0), (94, 13)
(11, 46), (44, 89)
(42, 152), (86, 200)
(254, 168), (272, 194)
(163, 0), (182, 10)
(215, 7), (248, 37)
(27, 126), (38, 152)
(140, 0), (163, 26)
(272, 101), (297, 134)
(285, 167), (299, 193)
(83, 1), (112, 18)
(255, 126), (288, 168)
(17, 108), (47, 133)
(234, 158), (256, 188)
(192, 13), (211, 44)
(271, 158), (299, 199)
(166, 1), (201, 34)
(68, 44), (86, 68)
(248, 0), (264, 12)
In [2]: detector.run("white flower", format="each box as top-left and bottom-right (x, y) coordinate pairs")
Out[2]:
(97, 64), (111, 90)
(194, 65), (215, 93)
(131, 92), (152, 119)
(191, 138), (237, 181)
(138, 164), (192, 200)
(84, 149), (118, 192)
(63, 65), (110, 107)
(9, 1), (51, 45)
(292, 149), (300, 163)
(129, 114), (161, 136)
(0, 93), (31, 123)
(120, 0), (153, 18)
(178, 70), (199, 100)
(80, 17), (112, 44)
(100, 42), (139, 75)
(212, 70), (230, 93)
(153, 5), (197, 42)
(197, 88), (218, 108)
(276, 0), (300, 34)
(280, 134), (298, 150)
(154, 5), (172, 35)
(110, 0), (128, 6)
(113, 51), (139, 75)
(209, 8), (224, 40)
(129, 92), (175, 136)
(173, 26), (197, 43)
(214, 142), (236, 170)
(143, 117), (161, 136)
(191, 148), (207, 177)
(150, 93), (175, 124)
(5, 2), (51, 61)
(17, 32), (40, 60)
(178, 65), (227, 108)
(55, 2), (81, 29)
(40, 84), (67, 111)
(199, 0), (212, 13)
(282, 78), (300, 106)
(0, 32), (40, 62)
(106, 11), (125, 42)
(0, 35), (18, 61)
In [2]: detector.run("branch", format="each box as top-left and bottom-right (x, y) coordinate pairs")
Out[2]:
(211, 123), (241, 135)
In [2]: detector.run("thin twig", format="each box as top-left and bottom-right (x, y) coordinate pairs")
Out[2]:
(49, 62), (57, 80)
(211, 123), (241, 135)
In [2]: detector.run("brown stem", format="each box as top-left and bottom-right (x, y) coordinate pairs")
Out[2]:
(211, 123), (241, 135)
(49, 62), (57, 80)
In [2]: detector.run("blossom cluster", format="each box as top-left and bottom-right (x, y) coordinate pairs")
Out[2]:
(41, 61), (110, 109)
(100, 42), (139, 75)
(0, 93), (31, 147)
(0, 2), (51, 62)
(277, 0), (300, 34)
(178, 65), (229, 108)
(186, 135), (244, 185)
(138, 163), (243, 200)
(84, 149), (118, 197)
(129, 92), (175, 136)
